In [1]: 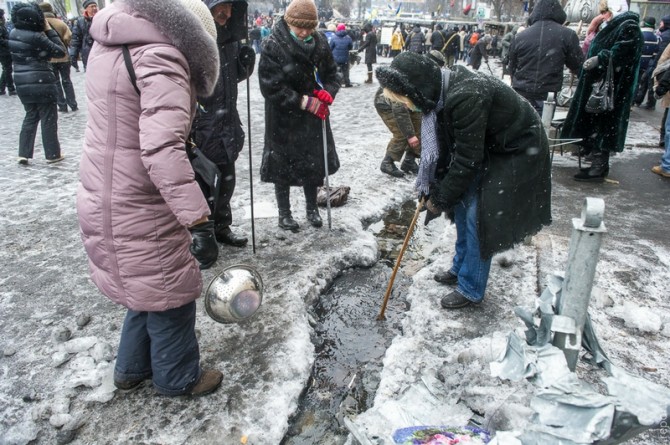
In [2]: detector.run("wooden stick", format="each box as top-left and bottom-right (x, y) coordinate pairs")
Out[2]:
(377, 198), (424, 321)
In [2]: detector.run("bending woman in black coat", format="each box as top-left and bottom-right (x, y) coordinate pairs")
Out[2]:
(258, 0), (340, 231)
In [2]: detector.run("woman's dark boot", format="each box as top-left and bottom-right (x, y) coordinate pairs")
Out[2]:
(304, 186), (323, 228)
(275, 184), (299, 231)
(574, 151), (609, 182)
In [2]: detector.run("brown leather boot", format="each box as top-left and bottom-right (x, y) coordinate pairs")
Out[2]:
(189, 369), (223, 396)
(365, 71), (373, 83)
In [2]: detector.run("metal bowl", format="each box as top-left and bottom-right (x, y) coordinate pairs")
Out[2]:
(204, 264), (264, 324)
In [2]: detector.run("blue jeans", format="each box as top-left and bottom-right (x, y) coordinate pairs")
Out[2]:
(662, 111), (670, 172)
(449, 180), (492, 303)
(114, 301), (201, 396)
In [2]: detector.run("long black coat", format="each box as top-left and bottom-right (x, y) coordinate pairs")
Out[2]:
(259, 18), (340, 186)
(359, 29), (377, 65)
(560, 12), (643, 153)
(9, 12), (65, 105)
(432, 66), (552, 258)
(192, 0), (254, 165)
(469, 39), (488, 70)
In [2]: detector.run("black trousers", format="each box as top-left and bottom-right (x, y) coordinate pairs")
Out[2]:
(338, 63), (351, 86)
(19, 102), (61, 160)
(211, 161), (236, 228)
(0, 57), (15, 93)
(52, 62), (78, 111)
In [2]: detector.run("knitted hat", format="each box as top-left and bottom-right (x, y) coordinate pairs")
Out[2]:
(82, 0), (97, 8)
(427, 50), (446, 67)
(643, 16), (656, 27)
(337, 23), (346, 31)
(39, 2), (54, 13)
(285, 0), (318, 30)
(662, 15), (670, 25)
(177, 0), (217, 41)
(376, 51), (442, 112)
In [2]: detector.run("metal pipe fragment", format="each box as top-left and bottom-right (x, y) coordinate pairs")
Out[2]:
(553, 197), (607, 371)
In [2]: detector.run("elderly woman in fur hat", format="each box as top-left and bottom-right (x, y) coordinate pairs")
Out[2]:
(258, 0), (340, 232)
(376, 52), (551, 310)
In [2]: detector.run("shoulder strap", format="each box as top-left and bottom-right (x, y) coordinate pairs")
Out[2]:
(122, 45), (140, 96)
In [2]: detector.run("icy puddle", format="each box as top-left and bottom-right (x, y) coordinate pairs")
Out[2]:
(281, 200), (421, 445)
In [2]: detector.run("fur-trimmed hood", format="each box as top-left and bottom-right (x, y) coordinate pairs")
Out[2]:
(11, 2), (45, 32)
(376, 51), (441, 112)
(90, 0), (219, 96)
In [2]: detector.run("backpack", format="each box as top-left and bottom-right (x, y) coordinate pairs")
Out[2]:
(469, 32), (479, 46)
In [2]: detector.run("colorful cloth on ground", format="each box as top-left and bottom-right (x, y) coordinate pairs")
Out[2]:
(393, 425), (491, 444)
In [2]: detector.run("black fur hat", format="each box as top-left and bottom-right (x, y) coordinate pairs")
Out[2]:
(11, 2), (45, 32)
(376, 51), (442, 112)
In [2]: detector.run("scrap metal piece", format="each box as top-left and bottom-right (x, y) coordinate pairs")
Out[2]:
(553, 198), (607, 371)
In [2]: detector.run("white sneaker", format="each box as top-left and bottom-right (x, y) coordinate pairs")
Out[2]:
(17, 157), (29, 165)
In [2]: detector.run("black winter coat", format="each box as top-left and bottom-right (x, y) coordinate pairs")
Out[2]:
(359, 30), (377, 64)
(430, 29), (445, 50)
(192, 0), (255, 167)
(70, 16), (93, 66)
(508, 0), (583, 94)
(431, 66), (552, 258)
(405, 26), (425, 53)
(9, 28), (65, 104)
(0, 18), (10, 61)
(560, 12), (643, 153)
(259, 18), (340, 186)
(192, 41), (253, 165)
(469, 39), (488, 70)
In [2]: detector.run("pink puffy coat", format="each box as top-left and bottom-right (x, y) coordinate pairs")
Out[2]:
(76, 0), (219, 312)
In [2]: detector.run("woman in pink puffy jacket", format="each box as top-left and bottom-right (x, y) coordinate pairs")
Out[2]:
(76, 0), (223, 397)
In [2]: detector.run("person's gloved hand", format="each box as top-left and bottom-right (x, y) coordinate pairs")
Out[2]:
(238, 45), (256, 71)
(424, 199), (442, 226)
(189, 221), (218, 270)
(583, 56), (600, 71)
(655, 83), (669, 99)
(301, 96), (329, 120)
(313, 89), (334, 105)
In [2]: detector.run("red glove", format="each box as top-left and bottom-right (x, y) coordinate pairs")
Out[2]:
(302, 96), (329, 120)
(313, 89), (334, 105)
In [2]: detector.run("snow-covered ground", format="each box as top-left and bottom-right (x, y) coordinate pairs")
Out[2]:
(0, 56), (668, 445)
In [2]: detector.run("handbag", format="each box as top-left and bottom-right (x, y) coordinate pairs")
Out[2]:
(317, 186), (350, 207)
(186, 139), (221, 212)
(585, 57), (614, 114)
(557, 74), (575, 107)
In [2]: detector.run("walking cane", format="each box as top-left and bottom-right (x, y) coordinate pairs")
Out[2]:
(246, 62), (256, 253)
(485, 60), (494, 75)
(377, 198), (424, 321)
(322, 120), (332, 230)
